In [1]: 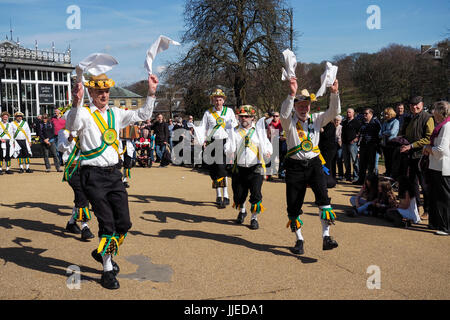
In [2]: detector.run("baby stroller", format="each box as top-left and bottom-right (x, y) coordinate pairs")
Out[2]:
(135, 138), (153, 167)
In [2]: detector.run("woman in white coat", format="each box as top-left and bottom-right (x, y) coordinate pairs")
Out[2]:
(423, 101), (450, 235)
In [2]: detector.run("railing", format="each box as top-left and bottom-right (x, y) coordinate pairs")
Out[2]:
(0, 45), (71, 64)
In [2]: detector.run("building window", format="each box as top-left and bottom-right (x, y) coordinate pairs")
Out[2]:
(19, 69), (36, 80)
(1, 82), (19, 118)
(2, 68), (17, 80)
(38, 70), (52, 81)
(120, 100), (126, 107)
(132, 100), (138, 107)
(20, 83), (37, 130)
(55, 84), (70, 109)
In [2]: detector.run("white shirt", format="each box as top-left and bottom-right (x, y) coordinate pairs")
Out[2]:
(65, 96), (155, 167)
(225, 124), (273, 168)
(0, 121), (13, 140)
(11, 120), (31, 142)
(280, 93), (341, 160)
(429, 122), (450, 176)
(57, 129), (77, 164)
(397, 196), (421, 223)
(194, 106), (238, 144)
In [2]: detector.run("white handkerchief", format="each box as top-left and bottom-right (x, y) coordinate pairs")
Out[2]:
(316, 62), (338, 98)
(76, 53), (118, 82)
(281, 49), (297, 81)
(145, 35), (181, 75)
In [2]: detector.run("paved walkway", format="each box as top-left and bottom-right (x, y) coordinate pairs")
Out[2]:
(0, 161), (449, 300)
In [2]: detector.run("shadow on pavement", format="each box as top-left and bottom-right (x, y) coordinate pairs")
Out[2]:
(1, 202), (72, 216)
(129, 194), (217, 208)
(0, 237), (100, 282)
(140, 210), (237, 226)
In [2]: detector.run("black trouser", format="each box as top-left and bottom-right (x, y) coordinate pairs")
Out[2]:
(16, 140), (31, 158)
(358, 143), (377, 182)
(285, 156), (330, 220)
(428, 169), (450, 233)
(407, 157), (429, 212)
(0, 139), (11, 163)
(80, 165), (131, 237)
(382, 145), (395, 177)
(68, 168), (89, 209)
(207, 139), (228, 182)
(231, 165), (263, 206)
(41, 141), (61, 170)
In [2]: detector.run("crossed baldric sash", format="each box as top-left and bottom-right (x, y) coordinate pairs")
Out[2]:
(232, 127), (266, 174)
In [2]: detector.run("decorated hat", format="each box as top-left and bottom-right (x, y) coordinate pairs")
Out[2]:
(237, 105), (257, 116)
(14, 111), (24, 117)
(1, 111), (10, 118)
(84, 73), (115, 89)
(210, 88), (226, 99)
(294, 89), (317, 103)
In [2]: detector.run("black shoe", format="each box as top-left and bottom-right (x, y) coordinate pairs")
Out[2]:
(223, 198), (230, 206)
(81, 227), (95, 241)
(0, 171), (3, 175)
(19, 168), (24, 174)
(66, 222), (81, 234)
(100, 270), (120, 290)
(26, 168), (33, 173)
(291, 240), (304, 255)
(123, 182), (130, 188)
(91, 249), (120, 276)
(323, 236), (338, 250)
(236, 211), (247, 224)
(250, 219), (259, 230)
(5, 170), (13, 175)
(346, 207), (358, 217)
(215, 197), (222, 205)
(352, 180), (363, 185)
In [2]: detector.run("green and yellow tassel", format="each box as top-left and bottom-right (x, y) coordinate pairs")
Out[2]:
(287, 216), (303, 231)
(321, 207), (336, 224)
(212, 177), (226, 189)
(74, 207), (91, 222)
(232, 202), (243, 210)
(250, 201), (265, 214)
(97, 233), (120, 256)
(124, 168), (131, 179)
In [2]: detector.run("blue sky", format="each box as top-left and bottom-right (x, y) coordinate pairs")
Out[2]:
(0, 0), (448, 85)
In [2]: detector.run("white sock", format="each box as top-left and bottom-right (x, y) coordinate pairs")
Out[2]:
(20, 164), (24, 169)
(319, 205), (331, 237)
(321, 219), (330, 237)
(295, 228), (304, 241)
(216, 188), (222, 198)
(123, 177), (128, 182)
(26, 164), (29, 169)
(69, 208), (76, 224)
(251, 213), (258, 221)
(102, 254), (113, 272)
(81, 222), (88, 229)
(223, 186), (229, 199)
(240, 202), (246, 213)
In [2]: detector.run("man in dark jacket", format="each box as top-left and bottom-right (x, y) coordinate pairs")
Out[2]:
(152, 113), (170, 167)
(39, 114), (61, 172)
(353, 108), (381, 185)
(341, 108), (361, 182)
(399, 96), (435, 219)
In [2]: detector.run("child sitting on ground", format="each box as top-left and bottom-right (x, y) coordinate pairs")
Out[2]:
(370, 179), (398, 218)
(348, 173), (379, 216)
(385, 176), (421, 227)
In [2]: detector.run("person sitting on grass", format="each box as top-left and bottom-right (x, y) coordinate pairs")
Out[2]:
(348, 173), (379, 216)
(370, 179), (398, 218)
(385, 176), (421, 227)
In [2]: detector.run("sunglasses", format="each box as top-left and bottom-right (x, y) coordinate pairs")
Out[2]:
(273, 115), (279, 117)
(239, 115), (251, 118)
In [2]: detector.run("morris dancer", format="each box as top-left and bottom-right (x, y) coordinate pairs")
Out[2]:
(280, 77), (340, 255)
(0, 112), (14, 174)
(58, 127), (95, 241)
(11, 112), (33, 173)
(67, 70), (158, 289)
(194, 89), (237, 208)
(225, 105), (272, 229)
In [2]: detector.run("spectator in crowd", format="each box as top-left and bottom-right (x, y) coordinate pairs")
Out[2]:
(348, 173), (379, 216)
(385, 176), (421, 227)
(152, 113), (170, 167)
(353, 108), (381, 185)
(168, 118), (174, 151)
(380, 107), (399, 177)
(331, 115), (343, 181)
(423, 101), (450, 235)
(140, 119), (152, 133)
(184, 115), (194, 129)
(266, 111), (285, 180)
(341, 108), (361, 182)
(32, 114), (43, 136)
(396, 103), (409, 131)
(39, 114), (61, 172)
(399, 96), (434, 219)
(371, 179), (398, 218)
(52, 108), (66, 165)
(319, 120), (338, 188)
